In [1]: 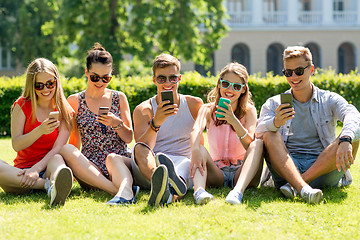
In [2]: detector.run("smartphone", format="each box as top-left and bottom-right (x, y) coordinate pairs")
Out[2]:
(48, 111), (60, 121)
(280, 93), (293, 109)
(216, 97), (231, 118)
(161, 90), (174, 107)
(98, 107), (110, 116)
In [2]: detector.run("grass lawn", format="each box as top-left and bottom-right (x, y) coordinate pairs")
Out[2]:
(1, 131), (360, 240)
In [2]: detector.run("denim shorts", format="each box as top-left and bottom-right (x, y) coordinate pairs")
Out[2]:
(267, 153), (345, 189)
(214, 160), (243, 188)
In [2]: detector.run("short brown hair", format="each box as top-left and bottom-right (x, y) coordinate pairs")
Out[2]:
(86, 42), (113, 70)
(283, 46), (312, 64)
(152, 53), (180, 75)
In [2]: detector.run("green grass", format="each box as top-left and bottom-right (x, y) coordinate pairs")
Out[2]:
(1, 132), (360, 240)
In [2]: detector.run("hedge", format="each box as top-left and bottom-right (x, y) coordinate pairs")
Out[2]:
(1, 69), (359, 136)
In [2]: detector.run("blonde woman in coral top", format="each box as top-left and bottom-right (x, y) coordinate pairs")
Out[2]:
(190, 62), (264, 205)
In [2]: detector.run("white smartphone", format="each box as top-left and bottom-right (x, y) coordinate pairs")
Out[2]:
(48, 111), (60, 121)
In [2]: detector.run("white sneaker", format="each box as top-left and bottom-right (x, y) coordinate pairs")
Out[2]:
(49, 167), (73, 207)
(225, 190), (243, 205)
(300, 186), (323, 204)
(280, 183), (297, 199)
(339, 170), (353, 187)
(194, 189), (213, 205)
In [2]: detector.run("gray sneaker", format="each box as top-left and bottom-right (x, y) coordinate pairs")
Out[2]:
(148, 165), (169, 207)
(49, 167), (73, 207)
(225, 190), (243, 205)
(280, 183), (297, 199)
(194, 189), (213, 205)
(339, 170), (353, 187)
(155, 153), (187, 197)
(301, 187), (323, 204)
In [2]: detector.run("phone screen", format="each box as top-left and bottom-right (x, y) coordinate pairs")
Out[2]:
(161, 90), (174, 107)
(280, 93), (293, 109)
(216, 97), (231, 118)
(98, 107), (110, 116)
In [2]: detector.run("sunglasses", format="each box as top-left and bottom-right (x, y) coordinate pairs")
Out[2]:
(282, 65), (311, 77)
(89, 75), (112, 83)
(34, 79), (57, 90)
(155, 75), (180, 84)
(220, 79), (245, 92)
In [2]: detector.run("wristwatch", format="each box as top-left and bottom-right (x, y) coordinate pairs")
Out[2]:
(338, 136), (352, 145)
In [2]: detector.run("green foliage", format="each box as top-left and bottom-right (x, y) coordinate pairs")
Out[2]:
(1, 69), (360, 135)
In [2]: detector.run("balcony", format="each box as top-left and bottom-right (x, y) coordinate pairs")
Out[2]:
(227, 11), (252, 26)
(262, 11), (287, 24)
(298, 11), (322, 24)
(333, 11), (357, 24)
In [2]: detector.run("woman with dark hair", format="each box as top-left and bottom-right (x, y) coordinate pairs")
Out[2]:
(190, 62), (264, 205)
(0, 58), (73, 207)
(60, 43), (137, 205)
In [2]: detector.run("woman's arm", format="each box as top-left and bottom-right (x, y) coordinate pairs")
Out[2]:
(11, 103), (60, 152)
(114, 92), (133, 144)
(67, 94), (81, 149)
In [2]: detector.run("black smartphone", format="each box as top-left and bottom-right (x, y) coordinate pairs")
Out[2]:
(280, 93), (293, 109)
(98, 107), (110, 116)
(216, 97), (231, 118)
(161, 90), (174, 107)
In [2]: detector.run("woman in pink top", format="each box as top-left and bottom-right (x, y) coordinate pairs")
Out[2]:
(190, 62), (264, 204)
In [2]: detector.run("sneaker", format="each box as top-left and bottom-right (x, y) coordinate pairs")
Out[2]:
(194, 189), (213, 205)
(280, 183), (297, 199)
(340, 170), (353, 187)
(300, 186), (323, 204)
(225, 190), (243, 205)
(49, 167), (73, 207)
(155, 153), (187, 197)
(132, 185), (140, 198)
(106, 196), (136, 205)
(260, 166), (274, 188)
(148, 165), (169, 207)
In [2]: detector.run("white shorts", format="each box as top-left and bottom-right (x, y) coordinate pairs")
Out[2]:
(131, 142), (193, 190)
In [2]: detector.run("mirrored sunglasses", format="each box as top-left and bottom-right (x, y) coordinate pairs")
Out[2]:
(90, 75), (112, 83)
(34, 79), (57, 90)
(155, 74), (180, 84)
(220, 79), (245, 92)
(282, 65), (310, 77)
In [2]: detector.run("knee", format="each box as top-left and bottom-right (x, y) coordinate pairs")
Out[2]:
(106, 153), (121, 165)
(48, 154), (65, 165)
(263, 131), (281, 147)
(134, 143), (150, 165)
(60, 144), (79, 163)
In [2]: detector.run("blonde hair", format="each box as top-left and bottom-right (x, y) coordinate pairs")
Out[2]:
(20, 58), (73, 129)
(207, 62), (254, 126)
(283, 46), (313, 64)
(152, 53), (181, 75)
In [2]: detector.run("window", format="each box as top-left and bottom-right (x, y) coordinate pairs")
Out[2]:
(301, 0), (311, 11)
(334, 0), (344, 11)
(195, 53), (215, 76)
(267, 43), (284, 76)
(231, 43), (251, 73)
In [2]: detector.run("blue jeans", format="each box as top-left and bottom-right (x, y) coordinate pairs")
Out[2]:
(267, 153), (344, 189)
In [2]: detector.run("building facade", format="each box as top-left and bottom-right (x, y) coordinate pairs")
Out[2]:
(183, 0), (360, 76)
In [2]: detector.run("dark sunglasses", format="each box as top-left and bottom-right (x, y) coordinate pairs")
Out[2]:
(282, 65), (311, 77)
(34, 79), (57, 90)
(155, 74), (180, 84)
(89, 75), (112, 83)
(220, 79), (245, 92)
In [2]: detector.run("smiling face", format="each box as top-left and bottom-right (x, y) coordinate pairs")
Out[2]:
(34, 72), (57, 102)
(85, 62), (112, 90)
(218, 72), (246, 105)
(153, 65), (181, 94)
(284, 57), (314, 94)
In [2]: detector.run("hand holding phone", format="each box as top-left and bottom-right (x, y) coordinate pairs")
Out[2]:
(216, 97), (231, 118)
(161, 90), (174, 107)
(280, 93), (293, 110)
(98, 107), (110, 116)
(48, 111), (60, 121)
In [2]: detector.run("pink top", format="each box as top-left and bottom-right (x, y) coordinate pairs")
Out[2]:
(207, 114), (246, 169)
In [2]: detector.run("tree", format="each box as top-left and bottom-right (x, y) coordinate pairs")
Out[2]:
(54, 0), (228, 75)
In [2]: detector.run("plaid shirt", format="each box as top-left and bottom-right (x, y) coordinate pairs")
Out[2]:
(256, 84), (360, 147)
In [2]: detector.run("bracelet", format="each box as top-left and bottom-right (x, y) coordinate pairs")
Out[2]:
(237, 130), (248, 140)
(112, 121), (124, 130)
(150, 118), (160, 132)
(339, 136), (352, 145)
